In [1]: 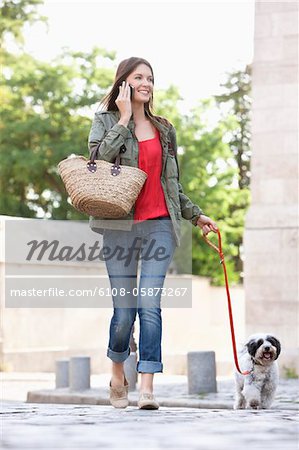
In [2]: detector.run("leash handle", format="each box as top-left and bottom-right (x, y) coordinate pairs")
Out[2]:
(203, 229), (252, 376)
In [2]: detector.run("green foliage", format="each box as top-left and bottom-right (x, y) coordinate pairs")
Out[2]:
(154, 90), (251, 285)
(0, 0), (46, 45)
(153, 85), (183, 129)
(0, 47), (115, 219)
(211, 67), (252, 282)
(215, 65), (252, 189)
(176, 100), (249, 285)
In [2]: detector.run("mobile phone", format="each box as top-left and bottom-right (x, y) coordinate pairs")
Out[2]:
(118, 82), (134, 100)
(129, 84), (134, 100)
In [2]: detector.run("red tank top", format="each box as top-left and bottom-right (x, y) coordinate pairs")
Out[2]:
(133, 128), (170, 222)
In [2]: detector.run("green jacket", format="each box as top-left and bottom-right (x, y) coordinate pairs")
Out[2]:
(87, 109), (204, 247)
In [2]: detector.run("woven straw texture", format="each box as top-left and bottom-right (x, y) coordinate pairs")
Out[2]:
(58, 156), (147, 217)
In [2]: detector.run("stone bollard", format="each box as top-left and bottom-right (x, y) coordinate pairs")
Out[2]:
(55, 359), (69, 388)
(69, 356), (91, 391)
(187, 351), (217, 394)
(124, 352), (138, 391)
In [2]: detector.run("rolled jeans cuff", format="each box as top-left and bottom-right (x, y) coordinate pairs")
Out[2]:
(137, 360), (163, 373)
(107, 346), (130, 363)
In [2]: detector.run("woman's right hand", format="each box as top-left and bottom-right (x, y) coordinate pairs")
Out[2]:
(115, 81), (132, 123)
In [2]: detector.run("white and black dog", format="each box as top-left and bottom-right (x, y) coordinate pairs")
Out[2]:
(234, 333), (281, 410)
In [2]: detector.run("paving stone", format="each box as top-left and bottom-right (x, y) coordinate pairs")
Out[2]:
(1, 401), (298, 449)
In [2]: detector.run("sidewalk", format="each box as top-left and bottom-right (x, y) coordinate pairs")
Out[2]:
(2, 373), (298, 450)
(2, 401), (298, 450)
(2, 372), (299, 410)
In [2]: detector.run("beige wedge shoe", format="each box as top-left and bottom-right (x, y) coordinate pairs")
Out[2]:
(138, 393), (159, 410)
(109, 377), (129, 408)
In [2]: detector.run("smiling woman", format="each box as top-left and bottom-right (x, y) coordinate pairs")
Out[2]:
(87, 56), (218, 411)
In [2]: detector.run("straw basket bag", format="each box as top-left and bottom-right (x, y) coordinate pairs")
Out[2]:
(58, 143), (147, 218)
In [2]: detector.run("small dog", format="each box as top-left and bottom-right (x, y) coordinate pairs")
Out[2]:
(234, 333), (281, 410)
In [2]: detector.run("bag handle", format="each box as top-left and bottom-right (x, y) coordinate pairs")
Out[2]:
(87, 142), (122, 176)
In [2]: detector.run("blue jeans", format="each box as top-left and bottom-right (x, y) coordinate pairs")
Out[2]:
(103, 217), (177, 373)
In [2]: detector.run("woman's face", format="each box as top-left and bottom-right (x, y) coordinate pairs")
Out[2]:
(126, 63), (154, 104)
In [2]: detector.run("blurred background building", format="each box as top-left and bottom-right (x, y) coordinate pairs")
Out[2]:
(244, 1), (298, 374)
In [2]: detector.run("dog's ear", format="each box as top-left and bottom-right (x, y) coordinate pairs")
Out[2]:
(267, 336), (281, 359)
(246, 339), (263, 357)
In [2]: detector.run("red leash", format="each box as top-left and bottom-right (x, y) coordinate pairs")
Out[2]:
(203, 229), (251, 376)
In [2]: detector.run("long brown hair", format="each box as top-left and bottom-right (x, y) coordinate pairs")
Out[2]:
(100, 57), (171, 128)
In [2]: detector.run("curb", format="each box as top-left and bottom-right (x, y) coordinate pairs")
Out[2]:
(26, 389), (232, 409)
(26, 389), (298, 410)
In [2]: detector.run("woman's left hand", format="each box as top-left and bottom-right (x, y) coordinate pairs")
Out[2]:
(196, 214), (218, 236)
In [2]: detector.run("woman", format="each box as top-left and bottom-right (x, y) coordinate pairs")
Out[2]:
(88, 57), (218, 410)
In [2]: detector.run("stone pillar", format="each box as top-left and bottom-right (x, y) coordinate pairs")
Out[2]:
(245, 2), (298, 373)
(187, 351), (217, 394)
(69, 356), (91, 391)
